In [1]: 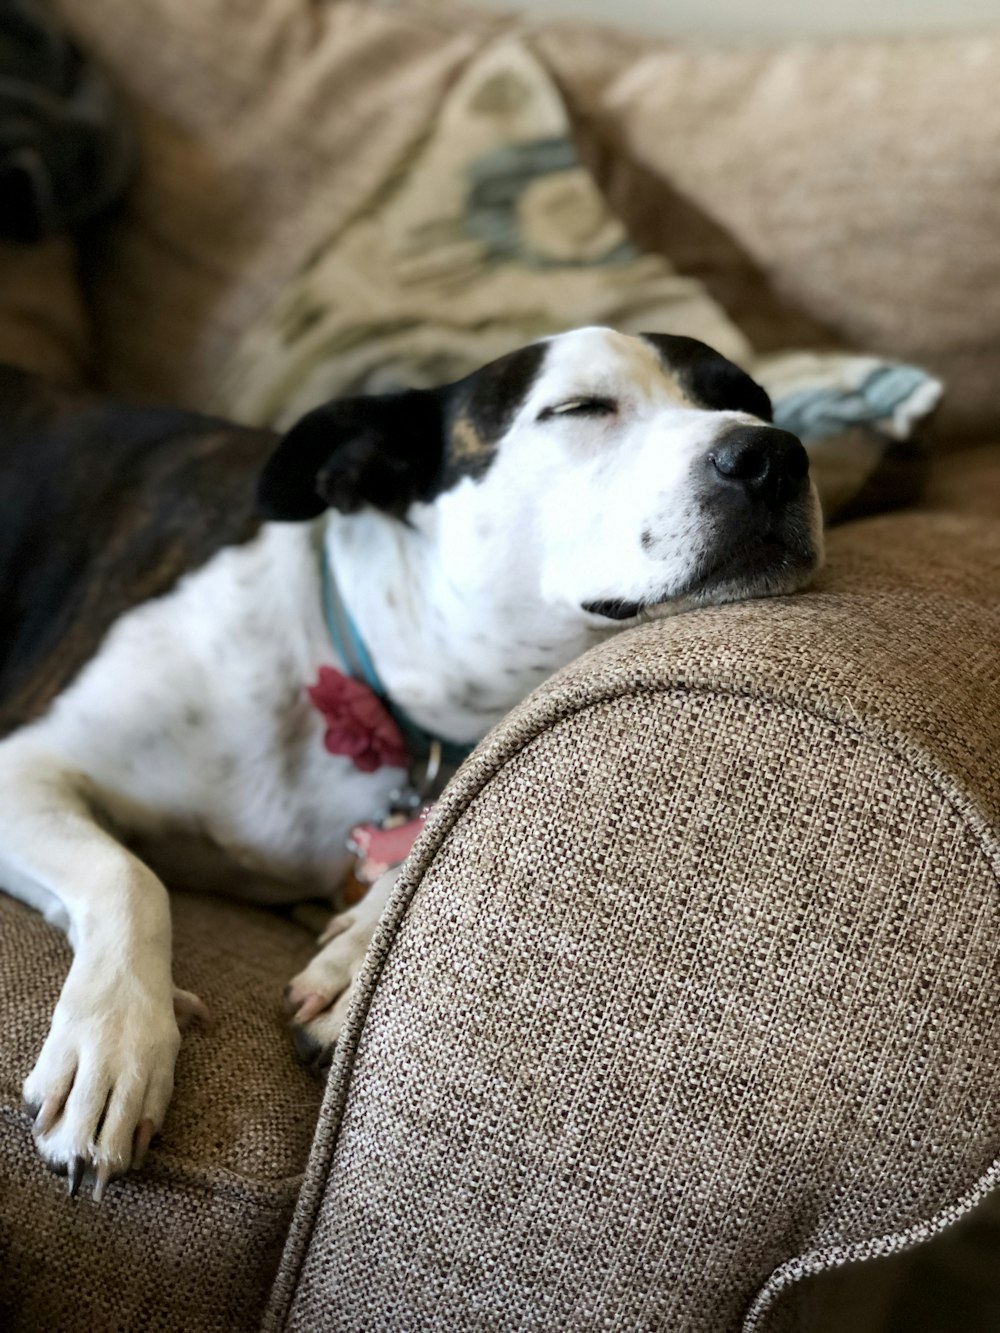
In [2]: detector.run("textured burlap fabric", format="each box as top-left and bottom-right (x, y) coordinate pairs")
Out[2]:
(0, 892), (322, 1331)
(270, 511), (1000, 1332)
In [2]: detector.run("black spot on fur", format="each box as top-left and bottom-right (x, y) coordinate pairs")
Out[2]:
(640, 333), (773, 422)
(0, 364), (275, 737)
(443, 341), (547, 482)
(258, 389), (446, 521)
(259, 343), (549, 521)
(641, 528), (655, 551)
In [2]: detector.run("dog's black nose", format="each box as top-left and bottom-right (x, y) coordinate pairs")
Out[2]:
(710, 427), (809, 506)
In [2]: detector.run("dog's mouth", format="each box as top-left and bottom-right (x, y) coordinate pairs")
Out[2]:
(581, 596), (647, 622)
(681, 533), (808, 599)
(582, 531), (818, 624)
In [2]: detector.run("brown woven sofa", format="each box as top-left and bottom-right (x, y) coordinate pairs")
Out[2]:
(1, 2), (999, 1330)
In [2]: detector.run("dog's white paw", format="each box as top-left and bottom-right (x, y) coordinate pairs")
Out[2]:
(284, 918), (376, 1071)
(23, 967), (183, 1200)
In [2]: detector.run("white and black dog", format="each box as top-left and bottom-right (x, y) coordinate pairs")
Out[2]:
(0, 326), (821, 1199)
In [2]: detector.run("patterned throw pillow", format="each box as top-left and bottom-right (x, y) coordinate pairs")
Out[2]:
(216, 35), (941, 524)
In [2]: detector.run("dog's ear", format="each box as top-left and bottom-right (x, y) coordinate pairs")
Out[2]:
(257, 388), (445, 521)
(641, 333), (773, 423)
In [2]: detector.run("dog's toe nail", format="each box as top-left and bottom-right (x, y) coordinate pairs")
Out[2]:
(294, 992), (329, 1024)
(93, 1163), (113, 1203)
(34, 1093), (63, 1137)
(133, 1119), (156, 1170)
(173, 988), (210, 1030)
(67, 1156), (85, 1198)
(23, 1098), (40, 1121)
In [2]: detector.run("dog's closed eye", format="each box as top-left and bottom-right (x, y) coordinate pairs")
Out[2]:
(538, 397), (617, 421)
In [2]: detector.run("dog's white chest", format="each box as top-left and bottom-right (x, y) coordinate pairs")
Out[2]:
(27, 524), (400, 896)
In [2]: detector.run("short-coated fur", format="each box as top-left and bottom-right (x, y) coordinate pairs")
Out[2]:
(0, 327), (822, 1198)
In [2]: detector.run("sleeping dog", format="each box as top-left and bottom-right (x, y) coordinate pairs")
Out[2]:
(0, 326), (821, 1199)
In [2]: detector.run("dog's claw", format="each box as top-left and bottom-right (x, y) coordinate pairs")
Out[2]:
(34, 1093), (63, 1137)
(67, 1156), (84, 1198)
(133, 1118), (155, 1170)
(92, 1163), (113, 1203)
(293, 991), (329, 1024)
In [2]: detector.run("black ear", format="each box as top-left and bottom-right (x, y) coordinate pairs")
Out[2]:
(641, 333), (773, 423)
(257, 389), (445, 521)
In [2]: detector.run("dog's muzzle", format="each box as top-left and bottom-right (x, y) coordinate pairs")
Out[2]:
(582, 425), (819, 622)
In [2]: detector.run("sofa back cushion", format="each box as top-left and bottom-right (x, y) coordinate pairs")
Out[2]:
(51, 1), (1000, 448)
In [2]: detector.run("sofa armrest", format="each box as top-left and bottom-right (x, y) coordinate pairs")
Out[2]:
(268, 510), (1000, 1333)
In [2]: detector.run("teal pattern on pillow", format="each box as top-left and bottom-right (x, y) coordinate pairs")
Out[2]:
(770, 363), (941, 443)
(216, 34), (942, 525)
(465, 136), (639, 268)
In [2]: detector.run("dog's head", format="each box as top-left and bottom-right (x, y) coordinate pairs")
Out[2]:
(259, 326), (822, 623)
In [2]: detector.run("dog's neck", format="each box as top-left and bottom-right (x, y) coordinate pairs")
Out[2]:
(322, 494), (606, 746)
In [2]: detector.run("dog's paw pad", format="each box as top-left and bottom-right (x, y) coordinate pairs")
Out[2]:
(291, 1022), (334, 1071)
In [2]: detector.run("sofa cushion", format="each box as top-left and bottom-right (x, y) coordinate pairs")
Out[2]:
(50, 0), (504, 408)
(269, 510), (1000, 1332)
(535, 21), (1000, 447)
(216, 31), (940, 526)
(0, 891), (322, 1331)
(46, 0), (998, 455)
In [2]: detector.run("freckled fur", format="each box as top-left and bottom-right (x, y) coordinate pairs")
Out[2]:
(0, 326), (822, 1189)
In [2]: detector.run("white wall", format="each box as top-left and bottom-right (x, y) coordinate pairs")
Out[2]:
(472, 0), (1000, 40)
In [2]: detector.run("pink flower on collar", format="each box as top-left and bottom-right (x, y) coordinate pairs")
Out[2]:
(307, 667), (408, 773)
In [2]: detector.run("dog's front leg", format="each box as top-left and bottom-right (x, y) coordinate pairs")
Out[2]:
(0, 744), (183, 1198)
(283, 865), (401, 1070)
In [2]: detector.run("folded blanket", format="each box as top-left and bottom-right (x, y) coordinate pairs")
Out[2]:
(0, 0), (134, 240)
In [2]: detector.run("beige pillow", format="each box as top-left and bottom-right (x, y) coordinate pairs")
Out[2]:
(534, 21), (1000, 446)
(52, 0), (506, 407)
(215, 32), (941, 525)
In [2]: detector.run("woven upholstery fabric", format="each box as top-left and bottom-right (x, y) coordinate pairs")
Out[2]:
(533, 22), (1000, 447)
(48, 0), (502, 408)
(925, 442), (1000, 521)
(0, 891), (322, 1331)
(39, 0), (998, 449)
(271, 511), (1000, 1332)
